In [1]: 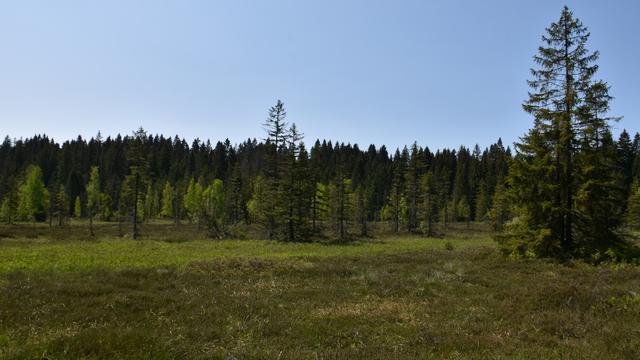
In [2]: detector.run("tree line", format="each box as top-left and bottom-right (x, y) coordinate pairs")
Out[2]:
(0, 111), (516, 241)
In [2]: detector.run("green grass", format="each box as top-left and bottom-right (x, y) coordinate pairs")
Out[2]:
(1, 226), (639, 359)
(0, 236), (492, 274)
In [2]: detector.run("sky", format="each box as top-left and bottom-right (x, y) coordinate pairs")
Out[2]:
(0, 0), (638, 151)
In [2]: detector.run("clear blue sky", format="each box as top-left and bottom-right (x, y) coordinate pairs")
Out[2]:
(0, 0), (638, 151)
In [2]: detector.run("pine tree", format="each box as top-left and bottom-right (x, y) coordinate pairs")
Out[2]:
(352, 185), (371, 237)
(0, 180), (18, 224)
(226, 165), (245, 225)
(626, 181), (640, 229)
(329, 177), (352, 241)
(457, 199), (471, 228)
(488, 179), (509, 232)
(419, 172), (437, 236)
(502, 7), (625, 258)
(618, 130), (635, 197)
(260, 100), (289, 239)
(56, 184), (69, 226)
(281, 124), (311, 242)
(436, 171), (451, 233)
(74, 196), (82, 218)
(128, 128), (150, 239)
(86, 166), (101, 236)
(311, 182), (329, 233)
(100, 193), (113, 221)
(404, 143), (424, 233)
(387, 164), (404, 233)
(474, 181), (488, 222)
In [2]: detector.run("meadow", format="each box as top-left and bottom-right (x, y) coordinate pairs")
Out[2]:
(1, 223), (639, 359)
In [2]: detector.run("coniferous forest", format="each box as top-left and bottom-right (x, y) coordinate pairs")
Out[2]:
(1, 7), (639, 262)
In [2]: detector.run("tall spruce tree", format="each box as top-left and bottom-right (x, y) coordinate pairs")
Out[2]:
(501, 6), (625, 258)
(260, 100), (289, 239)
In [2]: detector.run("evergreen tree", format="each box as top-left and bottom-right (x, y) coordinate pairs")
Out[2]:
(86, 166), (101, 236)
(386, 163), (404, 233)
(0, 180), (18, 224)
(626, 181), (640, 229)
(100, 193), (113, 221)
(488, 179), (509, 232)
(56, 184), (69, 226)
(226, 165), (246, 225)
(74, 196), (82, 218)
(281, 124), (311, 241)
(474, 181), (489, 222)
(311, 182), (329, 233)
(457, 199), (471, 228)
(352, 185), (371, 237)
(419, 172), (437, 236)
(618, 130), (635, 197)
(260, 100), (289, 239)
(501, 7), (625, 258)
(328, 177), (352, 241)
(404, 143), (424, 233)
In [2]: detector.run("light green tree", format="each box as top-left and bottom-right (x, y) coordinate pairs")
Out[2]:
(184, 178), (203, 226)
(202, 179), (225, 238)
(86, 166), (101, 236)
(17, 165), (50, 223)
(100, 193), (113, 221)
(160, 181), (176, 219)
(74, 196), (82, 218)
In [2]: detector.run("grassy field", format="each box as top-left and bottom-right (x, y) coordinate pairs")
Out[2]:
(1, 225), (639, 359)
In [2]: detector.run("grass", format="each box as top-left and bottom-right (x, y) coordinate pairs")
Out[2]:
(1, 224), (639, 359)
(0, 236), (491, 274)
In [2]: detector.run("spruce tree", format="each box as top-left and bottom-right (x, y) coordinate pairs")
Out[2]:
(74, 196), (82, 218)
(404, 143), (423, 233)
(56, 184), (69, 226)
(0, 180), (18, 224)
(260, 100), (289, 239)
(626, 181), (640, 229)
(330, 178), (352, 241)
(502, 6), (625, 258)
(311, 182), (329, 233)
(86, 166), (101, 236)
(419, 172), (437, 236)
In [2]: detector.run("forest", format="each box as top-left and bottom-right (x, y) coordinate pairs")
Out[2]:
(2, 116), (638, 246)
(1, 9), (640, 263)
